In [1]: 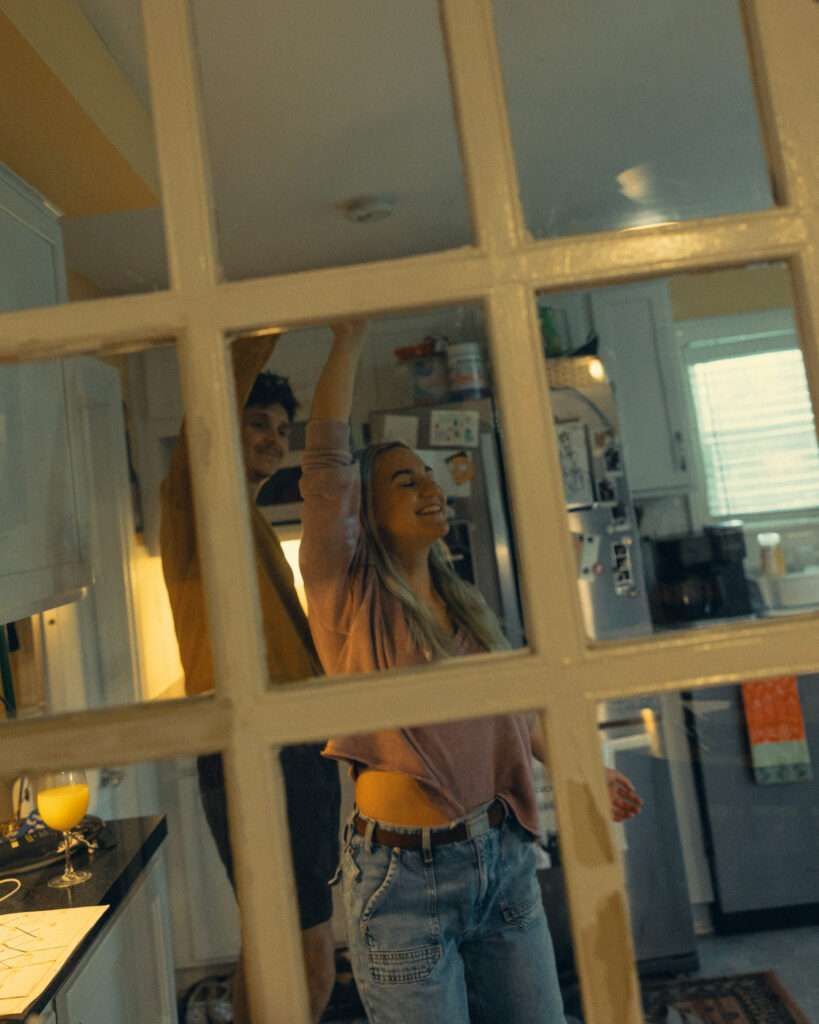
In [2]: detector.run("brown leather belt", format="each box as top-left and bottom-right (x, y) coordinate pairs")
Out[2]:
(353, 799), (505, 848)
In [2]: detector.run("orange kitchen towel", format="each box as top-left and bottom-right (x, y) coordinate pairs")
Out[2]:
(741, 676), (812, 784)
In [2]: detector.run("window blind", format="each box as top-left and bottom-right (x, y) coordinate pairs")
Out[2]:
(687, 348), (819, 516)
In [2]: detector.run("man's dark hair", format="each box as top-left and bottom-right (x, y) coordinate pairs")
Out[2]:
(245, 371), (298, 422)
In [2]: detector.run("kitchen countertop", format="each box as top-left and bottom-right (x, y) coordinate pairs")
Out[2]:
(0, 814), (167, 1020)
(654, 605), (819, 631)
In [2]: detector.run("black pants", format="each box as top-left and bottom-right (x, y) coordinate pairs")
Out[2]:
(197, 746), (341, 930)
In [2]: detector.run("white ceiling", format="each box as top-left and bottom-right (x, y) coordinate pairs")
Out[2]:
(62, 0), (772, 296)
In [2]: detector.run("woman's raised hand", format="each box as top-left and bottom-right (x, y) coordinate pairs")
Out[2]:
(329, 319), (368, 350)
(309, 320), (369, 423)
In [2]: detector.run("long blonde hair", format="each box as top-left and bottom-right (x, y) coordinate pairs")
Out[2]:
(358, 441), (510, 660)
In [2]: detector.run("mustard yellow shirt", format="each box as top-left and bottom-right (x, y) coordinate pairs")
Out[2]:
(159, 336), (321, 695)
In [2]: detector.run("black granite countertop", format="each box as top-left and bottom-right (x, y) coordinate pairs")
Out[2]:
(0, 814), (167, 1020)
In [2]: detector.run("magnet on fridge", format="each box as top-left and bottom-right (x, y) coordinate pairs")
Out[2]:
(573, 532), (601, 579)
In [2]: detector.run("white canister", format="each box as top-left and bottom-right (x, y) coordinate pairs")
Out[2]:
(446, 342), (488, 399)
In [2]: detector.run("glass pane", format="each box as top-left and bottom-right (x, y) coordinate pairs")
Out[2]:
(492, 0), (773, 238)
(0, 753), (247, 1019)
(596, 679), (819, 1021)
(0, 0), (168, 310)
(237, 307), (525, 697)
(688, 349), (819, 516)
(189, 1), (471, 280)
(538, 263), (819, 640)
(0, 342), (195, 723)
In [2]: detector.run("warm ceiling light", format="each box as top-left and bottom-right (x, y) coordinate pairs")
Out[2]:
(616, 164), (653, 201)
(588, 358), (606, 381)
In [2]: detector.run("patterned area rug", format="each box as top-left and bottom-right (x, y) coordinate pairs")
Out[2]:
(642, 970), (810, 1024)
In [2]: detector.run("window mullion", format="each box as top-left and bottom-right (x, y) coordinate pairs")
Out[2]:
(2, 613), (816, 779)
(0, 291), (185, 362)
(223, 735), (310, 1023)
(742, 0), (819, 435)
(438, 0), (528, 256)
(173, 324), (271, 706)
(139, 0), (273, 711)
(521, 208), (807, 293)
(483, 284), (588, 665)
(138, 6), (308, 1021)
(0, 697), (230, 777)
(546, 698), (643, 1024)
(140, 0), (220, 295)
(580, 617), (819, 701)
(213, 248), (495, 333)
(205, 616), (819, 747)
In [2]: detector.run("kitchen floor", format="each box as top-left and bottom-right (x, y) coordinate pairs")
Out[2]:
(563, 922), (819, 1022)
(693, 924), (819, 1022)
(322, 925), (819, 1023)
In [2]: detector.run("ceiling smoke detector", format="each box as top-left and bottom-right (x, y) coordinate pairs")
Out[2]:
(343, 195), (396, 223)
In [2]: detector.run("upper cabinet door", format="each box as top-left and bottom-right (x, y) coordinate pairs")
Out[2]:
(590, 281), (691, 496)
(0, 361), (91, 622)
(0, 163), (89, 621)
(0, 160), (67, 309)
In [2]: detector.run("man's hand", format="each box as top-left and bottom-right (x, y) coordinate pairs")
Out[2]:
(606, 768), (642, 822)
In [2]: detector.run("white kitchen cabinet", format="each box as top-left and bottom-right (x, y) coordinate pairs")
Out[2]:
(0, 361), (91, 621)
(541, 280), (692, 496)
(0, 163), (92, 622)
(0, 161), (65, 314)
(589, 280), (692, 496)
(54, 854), (177, 1024)
(158, 758), (241, 971)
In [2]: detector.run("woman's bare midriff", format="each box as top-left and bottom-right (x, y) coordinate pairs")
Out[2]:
(355, 768), (451, 827)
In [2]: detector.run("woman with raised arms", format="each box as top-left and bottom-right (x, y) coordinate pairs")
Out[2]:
(299, 321), (640, 1024)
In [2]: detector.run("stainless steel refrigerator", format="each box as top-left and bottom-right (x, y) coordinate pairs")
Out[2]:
(550, 385), (653, 641)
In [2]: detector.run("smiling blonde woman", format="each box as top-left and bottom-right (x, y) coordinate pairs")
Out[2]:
(297, 322), (587, 1024)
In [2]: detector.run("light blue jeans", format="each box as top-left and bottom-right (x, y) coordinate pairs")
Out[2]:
(340, 803), (566, 1024)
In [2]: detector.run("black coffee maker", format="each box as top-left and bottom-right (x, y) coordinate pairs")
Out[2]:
(651, 520), (752, 624)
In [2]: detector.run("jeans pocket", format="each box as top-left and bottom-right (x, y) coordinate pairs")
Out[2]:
(367, 944), (442, 985)
(353, 846), (442, 985)
(500, 891), (542, 931)
(498, 824), (543, 931)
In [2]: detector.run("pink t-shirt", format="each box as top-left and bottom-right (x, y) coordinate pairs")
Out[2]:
(299, 420), (539, 834)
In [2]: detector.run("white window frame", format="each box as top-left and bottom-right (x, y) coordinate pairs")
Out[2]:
(1, 2), (819, 1021)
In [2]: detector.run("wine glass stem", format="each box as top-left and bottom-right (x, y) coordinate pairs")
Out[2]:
(62, 831), (72, 878)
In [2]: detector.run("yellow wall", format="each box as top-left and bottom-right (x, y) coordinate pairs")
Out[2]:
(0, 8), (158, 215)
(669, 264), (793, 320)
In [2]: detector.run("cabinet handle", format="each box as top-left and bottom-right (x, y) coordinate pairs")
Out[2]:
(673, 430), (687, 472)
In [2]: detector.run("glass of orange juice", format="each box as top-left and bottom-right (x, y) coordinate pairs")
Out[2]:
(37, 769), (91, 887)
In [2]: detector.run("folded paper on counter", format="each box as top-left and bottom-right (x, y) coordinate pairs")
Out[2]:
(741, 676), (813, 784)
(0, 905), (108, 1017)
